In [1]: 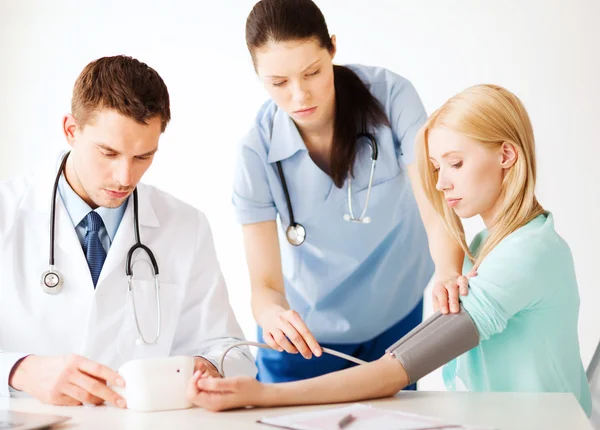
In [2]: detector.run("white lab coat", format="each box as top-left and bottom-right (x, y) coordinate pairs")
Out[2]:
(0, 165), (257, 397)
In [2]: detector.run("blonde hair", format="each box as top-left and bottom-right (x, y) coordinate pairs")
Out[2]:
(416, 84), (545, 268)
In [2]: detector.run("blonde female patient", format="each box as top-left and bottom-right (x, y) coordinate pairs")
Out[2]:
(186, 84), (592, 416)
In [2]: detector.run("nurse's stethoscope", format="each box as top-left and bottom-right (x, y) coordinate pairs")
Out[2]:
(40, 151), (162, 345)
(276, 132), (378, 246)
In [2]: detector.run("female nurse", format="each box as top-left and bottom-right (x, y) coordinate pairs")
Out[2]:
(232, 0), (466, 384)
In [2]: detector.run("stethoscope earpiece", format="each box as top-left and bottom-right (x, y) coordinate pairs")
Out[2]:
(343, 214), (372, 224)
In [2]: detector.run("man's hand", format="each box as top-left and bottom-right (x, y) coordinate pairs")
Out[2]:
(9, 354), (126, 408)
(194, 357), (221, 379)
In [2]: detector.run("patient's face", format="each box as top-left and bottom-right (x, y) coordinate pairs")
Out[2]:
(427, 127), (505, 225)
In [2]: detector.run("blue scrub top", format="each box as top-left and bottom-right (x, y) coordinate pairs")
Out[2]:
(233, 64), (434, 344)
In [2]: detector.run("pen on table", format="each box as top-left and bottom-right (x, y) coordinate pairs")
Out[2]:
(337, 413), (356, 429)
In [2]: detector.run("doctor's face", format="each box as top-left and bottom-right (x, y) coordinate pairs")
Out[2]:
(63, 109), (162, 209)
(254, 37), (336, 131)
(427, 127), (515, 227)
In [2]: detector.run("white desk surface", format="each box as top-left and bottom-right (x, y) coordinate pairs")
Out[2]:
(1, 391), (591, 430)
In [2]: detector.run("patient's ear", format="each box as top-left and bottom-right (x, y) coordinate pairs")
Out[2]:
(500, 142), (518, 169)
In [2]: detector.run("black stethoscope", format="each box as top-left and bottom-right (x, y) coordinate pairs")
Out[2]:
(276, 133), (378, 246)
(41, 151), (161, 344)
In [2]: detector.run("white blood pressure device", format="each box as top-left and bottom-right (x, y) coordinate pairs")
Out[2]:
(113, 356), (194, 412)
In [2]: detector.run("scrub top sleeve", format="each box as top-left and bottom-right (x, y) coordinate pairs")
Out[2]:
(459, 238), (547, 341)
(389, 78), (428, 165)
(232, 141), (277, 225)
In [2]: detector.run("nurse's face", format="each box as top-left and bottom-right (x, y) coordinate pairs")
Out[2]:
(254, 37), (336, 130)
(62, 109), (162, 209)
(427, 127), (517, 227)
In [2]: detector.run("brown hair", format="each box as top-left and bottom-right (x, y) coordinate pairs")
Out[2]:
(246, 0), (389, 187)
(71, 55), (171, 132)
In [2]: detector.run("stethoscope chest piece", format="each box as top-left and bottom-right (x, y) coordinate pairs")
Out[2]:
(286, 223), (306, 246)
(276, 132), (378, 246)
(40, 267), (64, 294)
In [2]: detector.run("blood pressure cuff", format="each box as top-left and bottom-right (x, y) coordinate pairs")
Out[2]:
(385, 308), (479, 385)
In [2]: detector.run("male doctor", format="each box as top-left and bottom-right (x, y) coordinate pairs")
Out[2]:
(0, 55), (256, 408)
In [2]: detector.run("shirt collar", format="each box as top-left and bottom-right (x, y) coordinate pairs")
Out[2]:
(266, 107), (308, 164)
(265, 107), (384, 164)
(58, 173), (128, 240)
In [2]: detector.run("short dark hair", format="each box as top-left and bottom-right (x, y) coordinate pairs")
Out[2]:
(71, 55), (171, 132)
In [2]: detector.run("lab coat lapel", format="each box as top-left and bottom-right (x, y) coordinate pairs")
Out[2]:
(27, 167), (92, 288)
(55, 193), (93, 287)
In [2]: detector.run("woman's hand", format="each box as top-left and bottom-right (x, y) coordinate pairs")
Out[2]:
(258, 305), (322, 359)
(187, 372), (267, 411)
(193, 357), (221, 379)
(432, 271), (477, 314)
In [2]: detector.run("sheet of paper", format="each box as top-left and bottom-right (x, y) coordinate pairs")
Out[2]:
(258, 403), (493, 430)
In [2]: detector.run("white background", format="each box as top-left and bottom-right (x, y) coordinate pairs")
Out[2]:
(1, 0), (598, 390)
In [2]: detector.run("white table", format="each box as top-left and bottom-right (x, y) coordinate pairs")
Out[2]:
(1, 391), (592, 430)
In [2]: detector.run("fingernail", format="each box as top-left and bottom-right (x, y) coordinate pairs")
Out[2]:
(117, 378), (125, 387)
(117, 399), (126, 409)
(314, 349), (321, 357)
(194, 370), (200, 378)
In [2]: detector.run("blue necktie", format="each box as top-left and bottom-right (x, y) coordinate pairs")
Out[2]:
(83, 211), (107, 288)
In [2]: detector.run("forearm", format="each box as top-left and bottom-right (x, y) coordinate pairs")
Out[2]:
(242, 221), (289, 322)
(407, 164), (464, 277)
(261, 355), (408, 407)
(258, 309), (478, 408)
(251, 283), (289, 323)
(426, 221), (464, 277)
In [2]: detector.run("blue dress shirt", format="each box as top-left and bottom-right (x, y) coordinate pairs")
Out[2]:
(58, 173), (127, 253)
